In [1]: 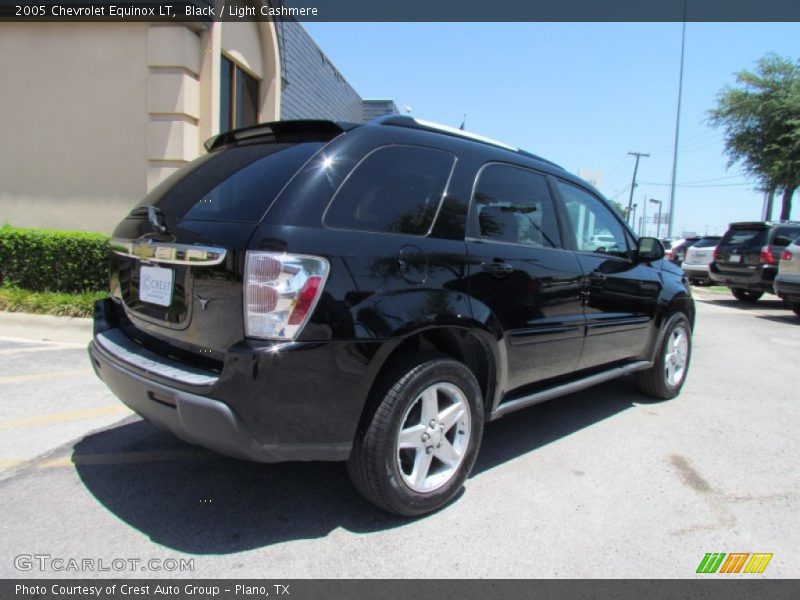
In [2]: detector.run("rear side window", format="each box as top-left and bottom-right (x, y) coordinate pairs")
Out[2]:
(692, 237), (721, 248)
(721, 228), (768, 248)
(472, 164), (561, 248)
(772, 227), (800, 247)
(324, 145), (455, 235)
(136, 142), (323, 223)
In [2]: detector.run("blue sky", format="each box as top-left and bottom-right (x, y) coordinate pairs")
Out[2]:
(304, 22), (800, 237)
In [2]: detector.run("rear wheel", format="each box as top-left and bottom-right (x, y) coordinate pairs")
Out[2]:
(731, 288), (763, 302)
(635, 312), (692, 400)
(791, 304), (800, 317)
(348, 354), (484, 517)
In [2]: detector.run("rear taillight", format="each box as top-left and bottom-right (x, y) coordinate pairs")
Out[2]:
(781, 249), (793, 261)
(713, 248), (720, 261)
(760, 245), (775, 265)
(244, 251), (330, 340)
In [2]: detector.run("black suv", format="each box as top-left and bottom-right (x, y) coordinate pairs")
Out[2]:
(89, 117), (695, 516)
(710, 221), (800, 302)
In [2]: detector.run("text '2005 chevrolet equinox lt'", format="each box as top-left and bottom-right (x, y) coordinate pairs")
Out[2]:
(89, 117), (695, 516)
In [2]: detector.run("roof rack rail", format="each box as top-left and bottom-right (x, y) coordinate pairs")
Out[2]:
(372, 115), (563, 170)
(204, 120), (359, 152)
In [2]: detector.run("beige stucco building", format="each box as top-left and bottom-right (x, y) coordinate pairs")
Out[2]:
(0, 5), (395, 233)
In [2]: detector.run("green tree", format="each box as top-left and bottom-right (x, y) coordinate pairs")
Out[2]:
(609, 200), (627, 220)
(708, 54), (800, 220)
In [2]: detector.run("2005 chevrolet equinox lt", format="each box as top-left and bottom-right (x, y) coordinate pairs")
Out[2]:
(89, 117), (695, 516)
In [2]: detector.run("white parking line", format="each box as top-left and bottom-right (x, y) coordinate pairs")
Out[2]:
(0, 405), (131, 431)
(0, 369), (93, 384)
(0, 345), (86, 355)
(0, 335), (86, 348)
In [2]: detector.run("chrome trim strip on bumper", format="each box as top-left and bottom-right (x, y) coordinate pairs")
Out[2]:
(94, 329), (219, 386)
(110, 238), (227, 266)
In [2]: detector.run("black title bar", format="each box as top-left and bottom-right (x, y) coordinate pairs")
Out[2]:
(1, 0), (800, 22)
(3, 579), (800, 600)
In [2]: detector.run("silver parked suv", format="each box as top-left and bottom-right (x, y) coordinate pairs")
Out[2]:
(682, 236), (721, 285)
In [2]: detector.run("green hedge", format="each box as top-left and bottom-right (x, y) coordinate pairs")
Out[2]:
(0, 225), (110, 293)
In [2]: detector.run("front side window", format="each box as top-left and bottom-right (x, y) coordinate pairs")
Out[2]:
(557, 181), (629, 258)
(220, 55), (260, 133)
(324, 145), (455, 235)
(472, 164), (561, 248)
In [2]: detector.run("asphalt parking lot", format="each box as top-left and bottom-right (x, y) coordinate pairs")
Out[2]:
(0, 290), (798, 579)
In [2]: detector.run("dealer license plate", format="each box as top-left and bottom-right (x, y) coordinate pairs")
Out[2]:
(139, 265), (174, 307)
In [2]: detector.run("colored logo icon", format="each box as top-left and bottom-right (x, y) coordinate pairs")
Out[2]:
(697, 553), (773, 574)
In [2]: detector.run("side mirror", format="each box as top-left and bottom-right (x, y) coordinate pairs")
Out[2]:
(636, 237), (665, 262)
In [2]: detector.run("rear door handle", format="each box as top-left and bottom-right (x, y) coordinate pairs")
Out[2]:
(482, 261), (514, 277)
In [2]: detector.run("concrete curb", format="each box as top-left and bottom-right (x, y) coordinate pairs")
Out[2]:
(0, 311), (92, 344)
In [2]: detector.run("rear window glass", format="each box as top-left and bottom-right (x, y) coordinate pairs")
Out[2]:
(772, 227), (800, 247)
(721, 228), (768, 248)
(135, 142), (323, 223)
(324, 145), (455, 236)
(692, 237), (720, 248)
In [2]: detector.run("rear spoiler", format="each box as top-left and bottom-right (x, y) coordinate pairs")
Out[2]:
(204, 120), (359, 152)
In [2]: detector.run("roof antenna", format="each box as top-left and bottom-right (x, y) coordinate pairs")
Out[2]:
(459, 114), (466, 130)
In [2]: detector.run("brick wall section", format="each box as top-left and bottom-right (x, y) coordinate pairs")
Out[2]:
(274, 21), (398, 123)
(363, 99), (399, 122)
(275, 22), (364, 122)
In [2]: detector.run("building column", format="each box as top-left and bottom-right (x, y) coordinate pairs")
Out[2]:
(146, 24), (202, 192)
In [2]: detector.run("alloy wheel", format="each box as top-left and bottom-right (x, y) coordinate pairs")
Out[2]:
(395, 382), (471, 493)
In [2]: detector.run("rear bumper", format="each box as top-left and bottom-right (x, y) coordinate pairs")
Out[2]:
(89, 338), (351, 462)
(775, 277), (800, 304)
(709, 263), (776, 292)
(89, 299), (390, 463)
(682, 264), (710, 280)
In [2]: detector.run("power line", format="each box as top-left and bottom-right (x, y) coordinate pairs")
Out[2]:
(647, 130), (723, 155)
(677, 174), (748, 184)
(609, 184), (631, 200)
(639, 180), (753, 188)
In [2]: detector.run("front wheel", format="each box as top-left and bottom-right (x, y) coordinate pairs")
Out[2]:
(348, 354), (484, 517)
(791, 303), (800, 317)
(731, 288), (763, 302)
(635, 312), (692, 400)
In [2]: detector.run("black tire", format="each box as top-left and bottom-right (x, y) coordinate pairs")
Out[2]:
(731, 288), (763, 302)
(635, 312), (692, 400)
(348, 354), (484, 517)
(791, 304), (800, 317)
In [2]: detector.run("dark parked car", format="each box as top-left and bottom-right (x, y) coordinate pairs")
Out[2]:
(89, 117), (695, 516)
(710, 221), (800, 302)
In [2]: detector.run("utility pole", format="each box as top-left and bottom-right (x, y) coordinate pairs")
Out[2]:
(668, 1), (688, 238)
(627, 151), (649, 224)
(641, 197), (648, 236)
